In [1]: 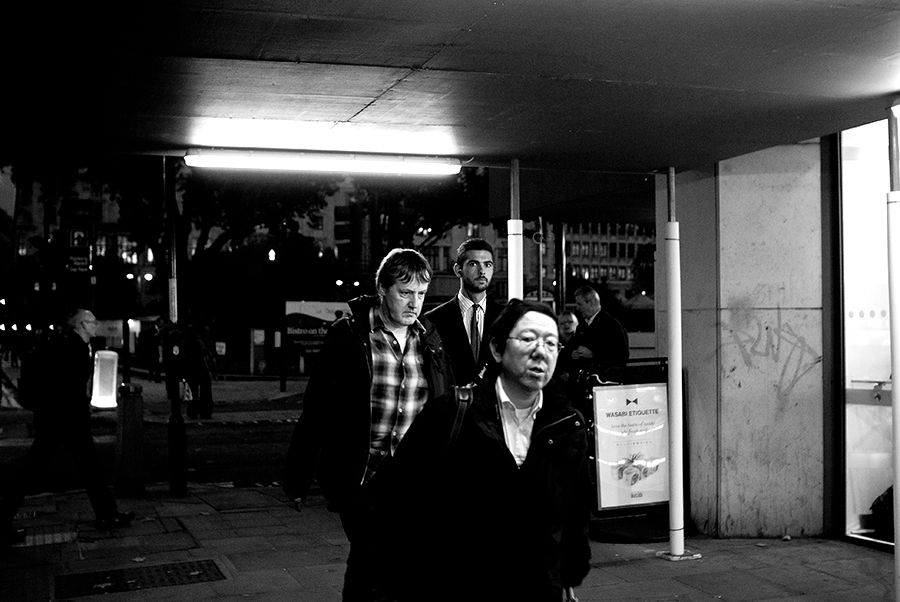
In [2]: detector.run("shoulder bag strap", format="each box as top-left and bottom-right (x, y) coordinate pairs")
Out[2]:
(448, 384), (474, 450)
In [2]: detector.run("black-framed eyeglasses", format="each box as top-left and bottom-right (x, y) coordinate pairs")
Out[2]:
(507, 334), (561, 354)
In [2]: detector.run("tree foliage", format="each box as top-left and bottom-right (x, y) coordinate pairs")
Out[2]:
(352, 166), (491, 254)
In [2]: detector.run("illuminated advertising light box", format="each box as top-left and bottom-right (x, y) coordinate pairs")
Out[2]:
(91, 350), (119, 409)
(593, 383), (669, 509)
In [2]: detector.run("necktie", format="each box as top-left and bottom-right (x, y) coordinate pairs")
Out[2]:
(470, 304), (481, 360)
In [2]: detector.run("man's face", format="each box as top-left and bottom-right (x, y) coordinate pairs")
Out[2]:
(494, 311), (559, 394)
(574, 294), (595, 320)
(558, 313), (578, 338)
(454, 250), (494, 295)
(82, 311), (98, 338)
(379, 276), (429, 328)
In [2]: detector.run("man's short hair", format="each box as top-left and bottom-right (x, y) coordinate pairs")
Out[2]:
(66, 308), (91, 329)
(573, 285), (599, 301)
(455, 238), (494, 266)
(488, 298), (557, 356)
(375, 248), (433, 291)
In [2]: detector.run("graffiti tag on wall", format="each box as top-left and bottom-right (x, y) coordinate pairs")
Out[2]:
(723, 307), (822, 407)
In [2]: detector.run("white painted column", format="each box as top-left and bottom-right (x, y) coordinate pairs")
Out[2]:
(508, 159), (524, 300)
(664, 166), (686, 557)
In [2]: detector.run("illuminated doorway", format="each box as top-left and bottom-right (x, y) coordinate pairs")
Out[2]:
(841, 119), (893, 544)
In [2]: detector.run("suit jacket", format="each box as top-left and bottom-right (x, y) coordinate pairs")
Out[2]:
(425, 295), (502, 386)
(573, 309), (629, 365)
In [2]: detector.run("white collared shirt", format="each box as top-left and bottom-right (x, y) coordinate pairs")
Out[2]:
(496, 378), (542, 467)
(457, 292), (486, 344)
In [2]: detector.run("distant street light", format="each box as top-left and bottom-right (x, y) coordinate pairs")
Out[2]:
(335, 279), (344, 287)
(353, 281), (360, 287)
(126, 273), (135, 280)
(143, 273), (154, 282)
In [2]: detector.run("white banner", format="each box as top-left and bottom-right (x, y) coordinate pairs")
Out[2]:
(593, 383), (669, 509)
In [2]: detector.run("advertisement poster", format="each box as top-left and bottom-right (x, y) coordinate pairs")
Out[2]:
(593, 383), (669, 509)
(284, 301), (351, 374)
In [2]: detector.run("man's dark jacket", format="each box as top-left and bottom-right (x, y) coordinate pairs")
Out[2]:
(574, 309), (630, 364)
(36, 329), (94, 436)
(424, 296), (502, 386)
(381, 376), (593, 601)
(283, 295), (454, 510)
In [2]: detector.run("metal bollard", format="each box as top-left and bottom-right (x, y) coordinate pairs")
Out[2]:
(116, 382), (145, 496)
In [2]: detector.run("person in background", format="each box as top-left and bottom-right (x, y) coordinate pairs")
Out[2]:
(283, 249), (454, 601)
(558, 310), (579, 345)
(425, 238), (502, 386)
(554, 309), (581, 389)
(0, 309), (134, 546)
(185, 322), (217, 420)
(386, 299), (592, 601)
(570, 285), (629, 371)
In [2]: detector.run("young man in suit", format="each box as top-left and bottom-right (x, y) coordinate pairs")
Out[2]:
(425, 238), (502, 385)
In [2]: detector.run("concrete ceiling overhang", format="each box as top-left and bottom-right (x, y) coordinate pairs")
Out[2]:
(4, 1), (899, 176)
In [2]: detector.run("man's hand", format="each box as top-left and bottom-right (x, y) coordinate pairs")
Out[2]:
(569, 345), (594, 360)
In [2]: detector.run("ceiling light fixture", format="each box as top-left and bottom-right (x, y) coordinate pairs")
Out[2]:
(183, 148), (461, 176)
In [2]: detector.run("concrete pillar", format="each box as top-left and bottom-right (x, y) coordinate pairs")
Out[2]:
(658, 142), (825, 537)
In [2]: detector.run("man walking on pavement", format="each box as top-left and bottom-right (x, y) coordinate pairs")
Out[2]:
(283, 249), (454, 601)
(0, 308), (134, 546)
(425, 238), (502, 386)
(383, 299), (592, 601)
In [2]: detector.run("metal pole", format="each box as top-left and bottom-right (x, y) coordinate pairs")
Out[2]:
(556, 221), (567, 309)
(167, 158), (179, 325)
(665, 166), (686, 557)
(163, 156), (187, 496)
(885, 101), (900, 601)
(508, 159), (524, 300)
(537, 216), (544, 305)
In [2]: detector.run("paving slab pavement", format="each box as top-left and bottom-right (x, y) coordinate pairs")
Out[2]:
(0, 480), (894, 601)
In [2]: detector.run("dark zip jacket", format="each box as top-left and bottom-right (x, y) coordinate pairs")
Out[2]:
(378, 375), (593, 601)
(283, 295), (454, 510)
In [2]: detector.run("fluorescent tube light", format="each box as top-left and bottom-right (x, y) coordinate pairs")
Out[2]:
(183, 149), (461, 176)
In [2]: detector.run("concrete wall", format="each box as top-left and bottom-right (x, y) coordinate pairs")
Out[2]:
(658, 142), (825, 537)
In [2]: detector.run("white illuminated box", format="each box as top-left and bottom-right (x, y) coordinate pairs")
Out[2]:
(91, 350), (119, 409)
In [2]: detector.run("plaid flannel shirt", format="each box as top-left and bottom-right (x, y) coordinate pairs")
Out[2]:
(364, 308), (429, 483)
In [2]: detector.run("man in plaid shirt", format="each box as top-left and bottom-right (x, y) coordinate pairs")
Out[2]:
(284, 248), (454, 601)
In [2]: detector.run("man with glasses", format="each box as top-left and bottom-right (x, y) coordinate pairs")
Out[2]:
(1, 309), (134, 546)
(384, 299), (592, 601)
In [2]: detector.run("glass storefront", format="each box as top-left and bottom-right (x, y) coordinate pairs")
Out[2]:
(842, 119), (893, 543)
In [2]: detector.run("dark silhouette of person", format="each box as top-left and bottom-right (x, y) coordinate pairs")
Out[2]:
(185, 323), (216, 420)
(0, 309), (134, 546)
